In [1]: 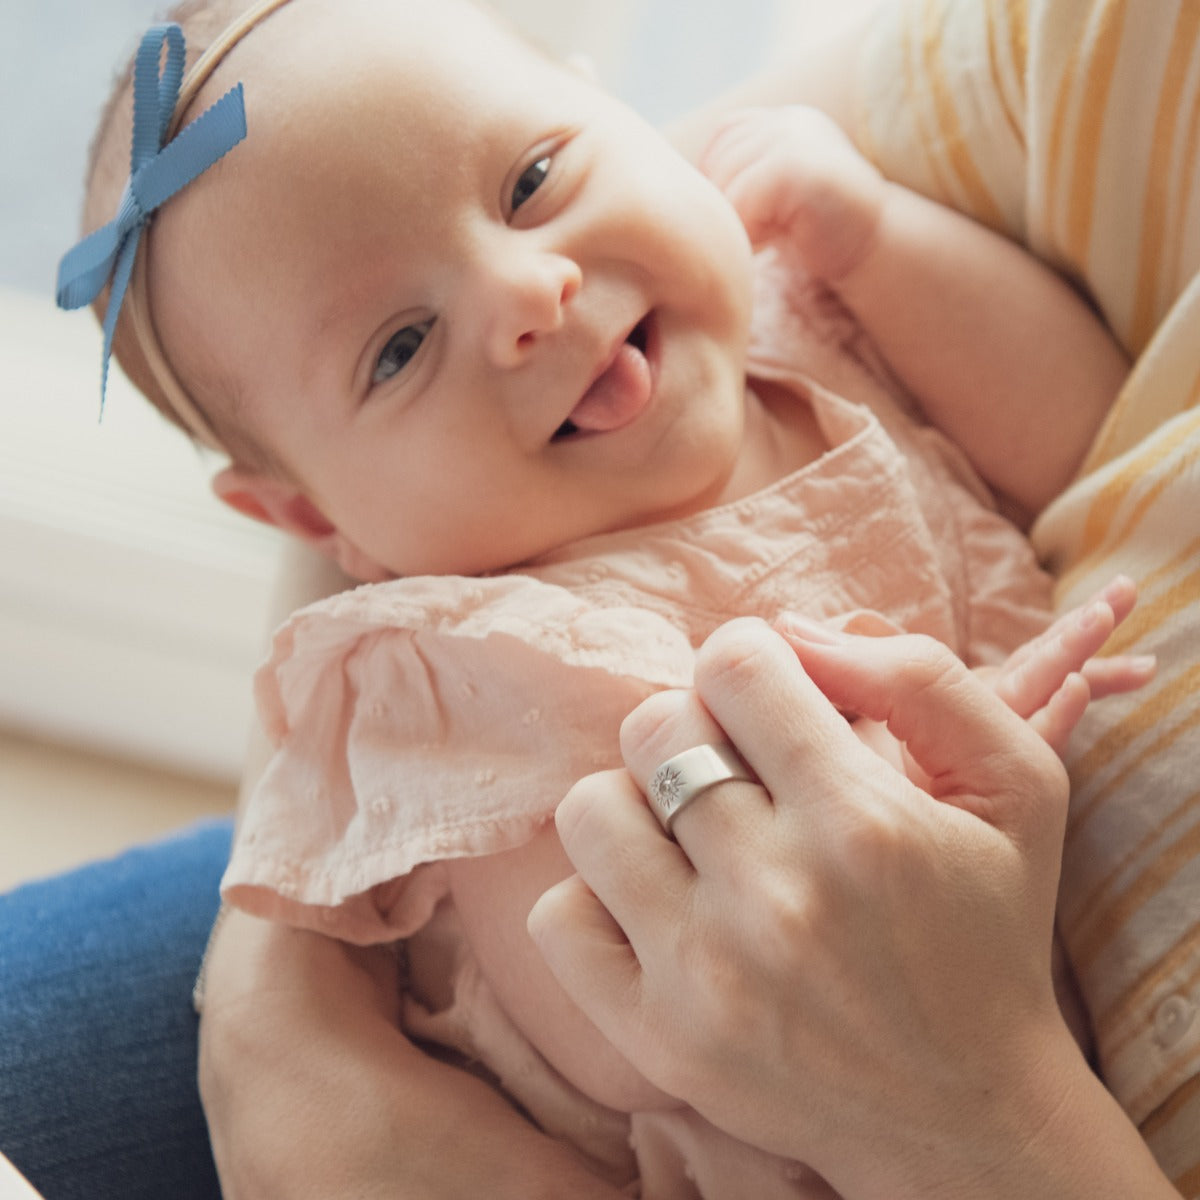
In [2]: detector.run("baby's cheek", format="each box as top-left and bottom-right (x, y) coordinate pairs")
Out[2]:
(446, 824), (679, 1112)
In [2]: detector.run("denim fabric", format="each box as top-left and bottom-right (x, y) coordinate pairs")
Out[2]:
(0, 818), (232, 1200)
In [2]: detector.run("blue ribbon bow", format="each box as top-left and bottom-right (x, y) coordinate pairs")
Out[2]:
(56, 23), (248, 414)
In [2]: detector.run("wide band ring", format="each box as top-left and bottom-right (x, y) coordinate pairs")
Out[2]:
(648, 743), (755, 834)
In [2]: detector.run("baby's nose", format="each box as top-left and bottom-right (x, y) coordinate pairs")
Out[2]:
(482, 250), (581, 367)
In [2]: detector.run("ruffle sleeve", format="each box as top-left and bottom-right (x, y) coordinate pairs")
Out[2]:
(223, 574), (697, 944)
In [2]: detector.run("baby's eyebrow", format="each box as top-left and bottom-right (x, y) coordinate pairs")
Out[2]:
(312, 265), (404, 344)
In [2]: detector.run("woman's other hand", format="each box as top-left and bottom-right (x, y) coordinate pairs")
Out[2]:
(198, 908), (627, 1200)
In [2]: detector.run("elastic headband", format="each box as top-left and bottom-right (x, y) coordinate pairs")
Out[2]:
(56, 0), (294, 450)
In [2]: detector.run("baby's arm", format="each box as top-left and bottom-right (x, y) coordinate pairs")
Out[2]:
(703, 107), (1130, 521)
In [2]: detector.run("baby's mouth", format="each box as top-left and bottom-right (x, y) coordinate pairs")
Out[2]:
(553, 316), (653, 442)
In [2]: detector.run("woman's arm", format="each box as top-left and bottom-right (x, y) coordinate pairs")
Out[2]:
(198, 909), (626, 1200)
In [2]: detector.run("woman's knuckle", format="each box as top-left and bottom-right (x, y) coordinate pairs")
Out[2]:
(619, 689), (688, 763)
(839, 806), (908, 888)
(557, 768), (623, 841)
(728, 861), (817, 963)
(694, 618), (775, 700)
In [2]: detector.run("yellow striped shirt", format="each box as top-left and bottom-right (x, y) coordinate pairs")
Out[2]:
(858, 0), (1200, 1191)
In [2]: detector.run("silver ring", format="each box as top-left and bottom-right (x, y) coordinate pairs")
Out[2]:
(648, 743), (754, 834)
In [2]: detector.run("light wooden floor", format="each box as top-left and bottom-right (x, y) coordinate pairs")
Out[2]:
(0, 728), (235, 892)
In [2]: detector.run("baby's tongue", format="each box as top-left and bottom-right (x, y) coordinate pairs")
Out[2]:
(568, 342), (651, 433)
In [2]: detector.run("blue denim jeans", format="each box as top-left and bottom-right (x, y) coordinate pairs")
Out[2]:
(0, 819), (232, 1200)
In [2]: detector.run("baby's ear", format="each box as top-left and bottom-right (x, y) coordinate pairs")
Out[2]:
(212, 464), (334, 540)
(211, 465), (393, 583)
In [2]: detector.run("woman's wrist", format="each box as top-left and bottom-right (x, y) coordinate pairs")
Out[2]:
(893, 1018), (1177, 1200)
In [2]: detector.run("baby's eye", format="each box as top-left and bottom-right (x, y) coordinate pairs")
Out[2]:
(511, 155), (551, 212)
(373, 319), (434, 385)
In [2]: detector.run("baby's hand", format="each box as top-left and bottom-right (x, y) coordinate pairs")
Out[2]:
(701, 105), (887, 282)
(990, 575), (1155, 753)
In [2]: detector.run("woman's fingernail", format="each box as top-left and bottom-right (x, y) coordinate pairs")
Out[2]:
(776, 613), (850, 643)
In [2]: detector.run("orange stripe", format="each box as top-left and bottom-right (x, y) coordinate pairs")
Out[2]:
(986, 0), (1025, 149)
(1173, 1160), (1200, 1197)
(1130, 1039), (1200, 1136)
(1044, 13), (1086, 261)
(1107, 471), (1200, 579)
(1064, 0), (1129, 274)
(1066, 701), (1200, 856)
(1097, 921), (1200, 1048)
(1059, 533), (1200, 671)
(1144, 1072), (1200, 1197)
(1073, 806), (1200, 976)
(1068, 659), (1200, 813)
(1006, 0), (1028, 96)
(904, 0), (959, 204)
(1081, 342), (1200, 478)
(1138, 534), (1200, 595)
(1063, 723), (1200, 929)
(1055, 409), (1200, 595)
(1130, 3), (1200, 353)
(922, 0), (1007, 229)
(1103, 559), (1200, 656)
(1143, 1068), (1200, 1139)
(1169, 72), (1200, 301)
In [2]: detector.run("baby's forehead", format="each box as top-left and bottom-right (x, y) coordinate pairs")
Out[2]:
(184, 0), (568, 178)
(205, 0), (526, 99)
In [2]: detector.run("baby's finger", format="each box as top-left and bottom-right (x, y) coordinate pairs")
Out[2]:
(1081, 653), (1157, 698)
(994, 599), (1119, 718)
(1004, 576), (1136, 676)
(1025, 672), (1091, 754)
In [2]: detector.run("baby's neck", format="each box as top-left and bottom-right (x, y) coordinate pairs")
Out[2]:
(715, 378), (828, 506)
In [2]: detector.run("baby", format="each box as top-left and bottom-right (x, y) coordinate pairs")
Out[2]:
(64, 0), (1146, 1195)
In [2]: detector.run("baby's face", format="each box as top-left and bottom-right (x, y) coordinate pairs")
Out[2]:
(151, 0), (754, 578)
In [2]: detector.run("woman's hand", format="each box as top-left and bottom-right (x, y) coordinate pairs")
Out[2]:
(528, 619), (1176, 1200)
(198, 908), (627, 1200)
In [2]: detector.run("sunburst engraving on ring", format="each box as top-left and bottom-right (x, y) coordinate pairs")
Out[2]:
(645, 744), (755, 834)
(650, 765), (684, 813)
